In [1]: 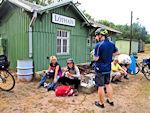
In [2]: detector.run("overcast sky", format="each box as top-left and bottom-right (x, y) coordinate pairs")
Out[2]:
(74, 0), (150, 34)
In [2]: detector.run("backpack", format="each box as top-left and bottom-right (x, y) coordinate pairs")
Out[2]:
(55, 85), (73, 96)
(0, 55), (10, 70)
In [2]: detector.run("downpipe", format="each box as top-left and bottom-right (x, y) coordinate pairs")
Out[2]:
(29, 10), (37, 58)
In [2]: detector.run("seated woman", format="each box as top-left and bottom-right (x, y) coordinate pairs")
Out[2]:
(58, 58), (80, 95)
(38, 56), (62, 91)
(111, 58), (128, 84)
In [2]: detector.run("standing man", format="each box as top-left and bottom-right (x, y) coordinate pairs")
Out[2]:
(93, 28), (120, 108)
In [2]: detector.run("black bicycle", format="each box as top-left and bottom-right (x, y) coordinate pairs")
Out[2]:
(0, 55), (15, 91)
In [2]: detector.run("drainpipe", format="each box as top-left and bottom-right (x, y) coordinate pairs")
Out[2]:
(29, 10), (37, 58)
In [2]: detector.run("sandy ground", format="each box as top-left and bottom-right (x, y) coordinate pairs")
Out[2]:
(1, 71), (150, 113)
(1, 47), (150, 113)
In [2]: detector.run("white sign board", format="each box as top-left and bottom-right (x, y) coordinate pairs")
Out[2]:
(52, 13), (75, 27)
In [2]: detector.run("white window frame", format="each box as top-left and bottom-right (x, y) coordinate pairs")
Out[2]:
(56, 29), (70, 55)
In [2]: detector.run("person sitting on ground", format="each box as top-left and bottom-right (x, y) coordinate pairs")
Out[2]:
(121, 64), (130, 79)
(111, 58), (128, 84)
(58, 58), (80, 96)
(118, 54), (132, 79)
(38, 56), (62, 91)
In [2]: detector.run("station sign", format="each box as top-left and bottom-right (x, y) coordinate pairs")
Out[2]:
(52, 13), (75, 27)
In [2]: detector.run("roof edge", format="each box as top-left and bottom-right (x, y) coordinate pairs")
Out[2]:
(91, 21), (122, 34)
(38, 0), (72, 13)
(38, 0), (90, 26)
(9, 0), (34, 12)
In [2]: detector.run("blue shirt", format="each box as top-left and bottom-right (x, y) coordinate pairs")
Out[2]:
(94, 39), (118, 74)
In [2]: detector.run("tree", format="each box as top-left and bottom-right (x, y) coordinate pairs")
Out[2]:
(115, 23), (148, 41)
(96, 20), (117, 30)
(82, 10), (95, 22)
(82, 10), (148, 41)
(145, 35), (150, 43)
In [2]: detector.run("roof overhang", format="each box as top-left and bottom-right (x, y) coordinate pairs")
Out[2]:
(2, 0), (90, 26)
(38, 0), (90, 26)
(90, 21), (122, 34)
(8, 0), (41, 12)
(38, 0), (72, 13)
(0, 0), (4, 6)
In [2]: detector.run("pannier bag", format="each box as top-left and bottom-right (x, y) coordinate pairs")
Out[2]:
(144, 58), (150, 69)
(55, 85), (74, 96)
(0, 55), (10, 69)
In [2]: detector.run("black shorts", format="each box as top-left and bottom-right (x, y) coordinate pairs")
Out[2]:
(95, 72), (110, 87)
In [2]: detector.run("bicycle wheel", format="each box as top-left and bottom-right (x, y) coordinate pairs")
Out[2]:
(130, 63), (140, 75)
(0, 69), (15, 91)
(143, 65), (150, 81)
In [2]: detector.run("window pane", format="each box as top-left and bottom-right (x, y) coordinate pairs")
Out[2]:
(63, 39), (67, 53)
(57, 39), (61, 53)
(93, 38), (96, 46)
(57, 31), (59, 37)
(62, 31), (65, 37)
(59, 31), (61, 37)
(66, 32), (67, 37)
(87, 38), (90, 46)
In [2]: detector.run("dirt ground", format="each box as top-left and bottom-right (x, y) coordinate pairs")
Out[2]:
(1, 73), (150, 113)
(1, 48), (150, 113)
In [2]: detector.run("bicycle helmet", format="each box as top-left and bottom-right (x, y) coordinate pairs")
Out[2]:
(95, 28), (108, 36)
(67, 58), (74, 63)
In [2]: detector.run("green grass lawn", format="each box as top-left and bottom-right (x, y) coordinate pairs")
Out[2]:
(144, 44), (150, 54)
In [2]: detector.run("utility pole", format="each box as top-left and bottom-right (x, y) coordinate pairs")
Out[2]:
(129, 11), (133, 56)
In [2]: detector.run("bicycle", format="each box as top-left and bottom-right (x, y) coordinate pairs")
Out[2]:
(130, 57), (150, 81)
(0, 55), (15, 91)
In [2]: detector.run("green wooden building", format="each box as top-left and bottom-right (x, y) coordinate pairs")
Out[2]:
(116, 39), (139, 55)
(0, 0), (121, 72)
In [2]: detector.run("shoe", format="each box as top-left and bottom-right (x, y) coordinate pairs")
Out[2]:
(47, 87), (53, 92)
(116, 79), (122, 82)
(124, 75), (129, 80)
(73, 90), (79, 96)
(111, 80), (118, 84)
(95, 101), (104, 108)
(47, 82), (55, 92)
(106, 99), (114, 106)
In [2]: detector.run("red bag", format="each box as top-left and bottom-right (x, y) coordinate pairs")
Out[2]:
(55, 85), (72, 96)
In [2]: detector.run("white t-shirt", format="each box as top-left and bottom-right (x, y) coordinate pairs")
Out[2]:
(64, 66), (80, 80)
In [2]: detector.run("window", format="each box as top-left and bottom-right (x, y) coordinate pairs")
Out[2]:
(92, 37), (96, 46)
(87, 38), (91, 46)
(57, 30), (70, 54)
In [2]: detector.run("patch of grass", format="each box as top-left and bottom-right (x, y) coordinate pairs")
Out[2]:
(144, 44), (150, 54)
(0, 47), (3, 55)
